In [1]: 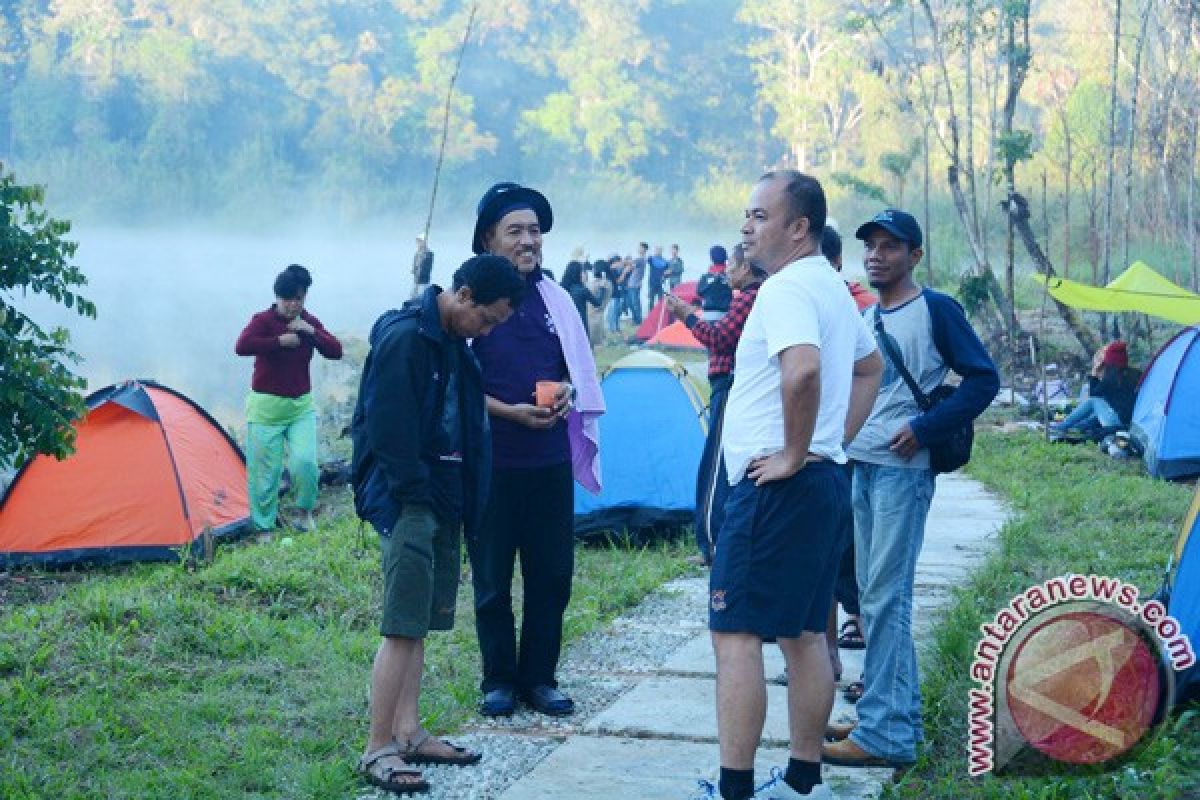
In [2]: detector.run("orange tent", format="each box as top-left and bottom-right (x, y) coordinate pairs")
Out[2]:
(0, 380), (250, 566)
(646, 320), (704, 350)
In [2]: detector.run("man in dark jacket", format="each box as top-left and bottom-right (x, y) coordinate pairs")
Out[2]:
(351, 254), (523, 796)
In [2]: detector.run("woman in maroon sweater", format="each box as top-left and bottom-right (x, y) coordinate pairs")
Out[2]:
(235, 264), (342, 531)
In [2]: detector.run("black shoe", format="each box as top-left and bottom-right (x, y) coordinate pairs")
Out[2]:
(520, 684), (575, 716)
(479, 686), (516, 717)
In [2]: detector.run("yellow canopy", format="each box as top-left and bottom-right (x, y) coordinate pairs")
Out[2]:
(1032, 261), (1200, 324)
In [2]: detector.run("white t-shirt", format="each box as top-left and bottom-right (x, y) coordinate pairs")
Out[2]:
(721, 254), (878, 484)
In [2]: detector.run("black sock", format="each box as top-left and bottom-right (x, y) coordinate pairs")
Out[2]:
(719, 767), (755, 800)
(784, 758), (822, 794)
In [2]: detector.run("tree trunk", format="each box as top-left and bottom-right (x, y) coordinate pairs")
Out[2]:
(1102, 0), (1123, 334)
(1123, 0), (1154, 276)
(924, 117), (933, 286)
(1008, 192), (1103, 356)
(1062, 109), (1073, 279)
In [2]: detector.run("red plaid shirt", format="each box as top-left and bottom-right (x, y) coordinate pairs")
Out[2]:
(685, 282), (761, 378)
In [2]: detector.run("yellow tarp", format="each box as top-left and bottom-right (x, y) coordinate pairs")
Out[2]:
(1032, 261), (1200, 324)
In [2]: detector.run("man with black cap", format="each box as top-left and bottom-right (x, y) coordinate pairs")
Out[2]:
(466, 182), (604, 718)
(823, 209), (998, 769)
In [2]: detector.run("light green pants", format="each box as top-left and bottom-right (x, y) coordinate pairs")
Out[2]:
(246, 411), (318, 530)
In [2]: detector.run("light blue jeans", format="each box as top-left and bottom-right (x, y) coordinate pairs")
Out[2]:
(1055, 397), (1120, 430)
(850, 462), (936, 764)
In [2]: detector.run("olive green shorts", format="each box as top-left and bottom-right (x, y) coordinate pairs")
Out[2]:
(380, 505), (461, 638)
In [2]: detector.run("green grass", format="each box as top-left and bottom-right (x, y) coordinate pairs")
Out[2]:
(890, 431), (1200, 799)
(0, 500), (693, 799)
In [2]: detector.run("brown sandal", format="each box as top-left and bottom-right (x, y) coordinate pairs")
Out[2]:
(400, 730), (482, 767)
(358, 743), (430, 795)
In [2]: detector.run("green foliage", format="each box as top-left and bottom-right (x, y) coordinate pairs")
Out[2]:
(0, 506), (694, 798)
(831, 171), (889, 204)
(892, 431), (1199, 798)
(0, 165), (95, 470)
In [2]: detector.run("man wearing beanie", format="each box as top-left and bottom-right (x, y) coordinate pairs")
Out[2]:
(1049, 340), (1139, 438)
(697, 244), (733, 322)
(825, 209), (998, 769)
(466, 182), (605, 718)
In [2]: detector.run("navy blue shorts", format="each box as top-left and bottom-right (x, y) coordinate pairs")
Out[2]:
(708, 462), (850, 638)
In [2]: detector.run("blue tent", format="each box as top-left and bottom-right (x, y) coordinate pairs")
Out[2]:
(1132, 326), (1200, 479)
(574, 350), (707, 535)
(1157, 483), (1200, 702)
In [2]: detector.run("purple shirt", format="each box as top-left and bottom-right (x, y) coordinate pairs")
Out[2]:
(472, 270), (571, 468)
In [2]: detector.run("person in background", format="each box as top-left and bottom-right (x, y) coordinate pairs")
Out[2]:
(820, 224), (872, 697)
(1048, 341), (1139, 439)
(667, 242), (764, 564)
(625, 244), (647, 325)
(666, 243), (685, 289)
(647, 244), (669, 309)
(823, 225), (876, 312)
(411, 235), (434, 300)
(351, 254), (525, 796)
(696, 245), (733, 322)
(605, 254), (626, 335)
(235, 264), (343, 533)
(468, 182), (605, 719)
(561, 260), (607, 344)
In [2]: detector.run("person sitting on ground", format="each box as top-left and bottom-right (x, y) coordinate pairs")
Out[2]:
(666, 242), (765, 565)
(696, 245), (733, 321)
(1049, 340), (1139, 439)
(235, 264), (342, 533)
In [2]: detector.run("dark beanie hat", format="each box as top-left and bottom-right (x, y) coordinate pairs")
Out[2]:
(710, 245), (727, 265)
(471, 182), (553, 255)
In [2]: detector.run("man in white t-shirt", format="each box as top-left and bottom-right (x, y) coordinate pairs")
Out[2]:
(707, 171), (882, 800)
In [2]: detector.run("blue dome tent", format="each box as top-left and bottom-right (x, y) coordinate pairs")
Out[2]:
(1156, 483), (1200, 702)
(1131, 326), (1200, 480)
(574, 351), (707, 535)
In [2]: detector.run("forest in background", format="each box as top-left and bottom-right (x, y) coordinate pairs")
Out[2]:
(4, 0), (1200, 360)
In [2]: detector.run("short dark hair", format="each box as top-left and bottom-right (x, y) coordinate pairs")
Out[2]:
(452, 254), (525, 306)
(760, 170), (826, 239)
(562, 260), (585, 289)
(639, 242), (649, 250)
(274, 264), (312, 298)
(820, 225), (842, 262)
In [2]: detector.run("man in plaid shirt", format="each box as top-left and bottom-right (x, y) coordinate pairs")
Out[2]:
(666, 243), (766, 563)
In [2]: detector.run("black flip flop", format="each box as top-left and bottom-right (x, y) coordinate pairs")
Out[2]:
(837, 618), (866, 650)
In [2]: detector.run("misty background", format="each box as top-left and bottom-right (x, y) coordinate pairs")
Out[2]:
(8, 0), (1198, 425)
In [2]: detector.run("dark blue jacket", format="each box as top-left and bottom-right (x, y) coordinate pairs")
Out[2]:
(910, 289), (1001, 446)
(351, 287), (491, 537)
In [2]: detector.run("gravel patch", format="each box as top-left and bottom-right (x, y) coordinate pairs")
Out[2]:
(359, 573), (709, 798)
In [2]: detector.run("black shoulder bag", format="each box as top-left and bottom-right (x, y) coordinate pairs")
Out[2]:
(873, 307), (974, 473)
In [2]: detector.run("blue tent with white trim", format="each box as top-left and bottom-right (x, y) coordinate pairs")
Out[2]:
(1132, 326), (1200, 480)
(573, 351), (707, 535)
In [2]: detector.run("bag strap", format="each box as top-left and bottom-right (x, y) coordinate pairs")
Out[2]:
(874, 306), (934, 412)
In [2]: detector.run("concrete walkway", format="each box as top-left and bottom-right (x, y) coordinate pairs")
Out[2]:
(464, 473), (1007, 799)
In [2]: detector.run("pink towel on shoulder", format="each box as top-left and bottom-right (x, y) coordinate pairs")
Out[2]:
(537, 279), (605, 494)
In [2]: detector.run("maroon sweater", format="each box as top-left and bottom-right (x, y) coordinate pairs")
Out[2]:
(235, 307), (343, 398)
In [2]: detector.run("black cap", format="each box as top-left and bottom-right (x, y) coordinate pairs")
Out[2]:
(471, 182), (554, 255)
(855, 209), (923, 249)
